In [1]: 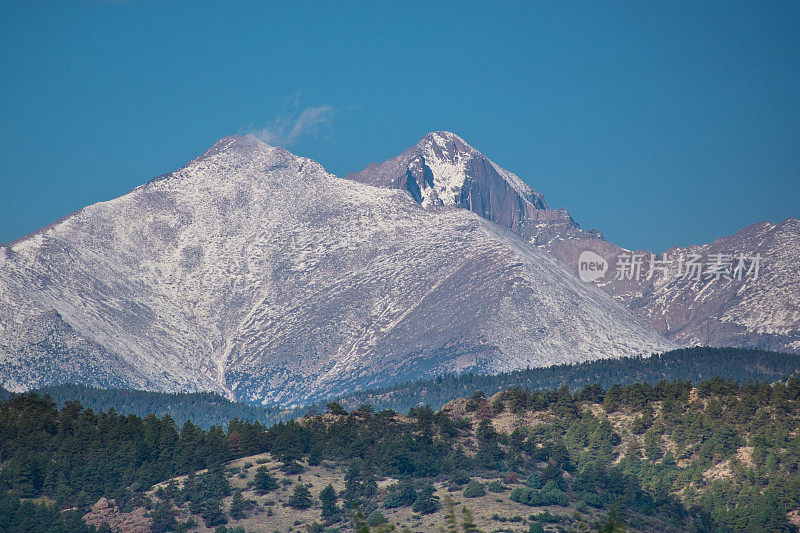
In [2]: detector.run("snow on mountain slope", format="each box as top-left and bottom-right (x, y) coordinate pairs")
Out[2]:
(0, 135), (675, 405)
(346, 131), (601, 245)
(348, 132), (800, 355)
(581, 219), (800, 353)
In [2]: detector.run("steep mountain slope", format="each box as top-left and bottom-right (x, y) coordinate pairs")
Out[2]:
(583, 219), (800, 352)
(0, 135), (673, 404)
(349, 132), (800, 354)
(346, 131), (602, 246)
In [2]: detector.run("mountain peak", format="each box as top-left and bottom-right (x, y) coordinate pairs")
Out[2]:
(195, 134), (272, 160)
(345, 132), (592, 242)
(418, 130), (471, 149)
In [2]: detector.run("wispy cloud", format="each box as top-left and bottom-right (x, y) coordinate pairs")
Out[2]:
(250, 105), (335, 147)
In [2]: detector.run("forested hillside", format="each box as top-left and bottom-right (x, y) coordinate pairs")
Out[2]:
(30, 385), (290, 429)
(3, 375), (800, 531)
(4, 347), (796, 430)
(325, 347), (800, 413)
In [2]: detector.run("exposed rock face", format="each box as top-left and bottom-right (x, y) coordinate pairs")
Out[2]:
(0, 135), (673, 405)
(349, 132), (800, 355)
(346, 131), (599, 246)
(587, 219), (800, 353)
(83, 498), (151, 533)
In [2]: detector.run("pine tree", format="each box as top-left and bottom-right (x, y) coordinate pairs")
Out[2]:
(320, 483), (338, 519)
(412, 484), (439, 514)
(288, 483), (312, 509)
(252, 466), (278, 494)
(229, 490), (246, 520)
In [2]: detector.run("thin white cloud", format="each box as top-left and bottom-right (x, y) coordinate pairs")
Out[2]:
(251, 105), (334, 147)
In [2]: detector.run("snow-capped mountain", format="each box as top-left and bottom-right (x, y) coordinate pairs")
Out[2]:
(349, 132), (800, 354)
(346, 131), (602, 246)
(0, 135), (674, 405)
(580, 219), (800, 353)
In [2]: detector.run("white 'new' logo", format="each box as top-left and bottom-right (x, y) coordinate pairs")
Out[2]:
(578, 250), (608, 282)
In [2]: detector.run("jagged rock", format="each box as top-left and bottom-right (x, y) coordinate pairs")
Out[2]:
(346, 131), (600, 246)
(92, 497), (109, 512)
(349, 132), (800, 354)
(83, 498), (151, 533)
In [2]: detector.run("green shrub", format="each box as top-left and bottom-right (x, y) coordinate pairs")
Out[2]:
(463, 480), (486, 498)
(366, 510), (386, 526)
(450, 470), (471, 486)
(288, 484), (312, 509)
(487, 480), (507, 493)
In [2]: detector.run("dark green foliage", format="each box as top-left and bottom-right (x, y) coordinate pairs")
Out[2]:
(509, 486), (568, 507)
(412, 484), (439, 514)
(252, 466), (279, 494)
(281, 459), (305, 475)
(449, 470), (471, 486)
(383, 480), (417, 508)
(0, 393), (236, 508)
(598, 507), (626, 533)
(30, 384), (285, 429)
(199, 498), (227, 528)
(462, 480), (486, 498)
(321, 347), (800, 414)
(0, 490), (99, 533)
(366, 509), (386, 526)
(525, 473), (542, 489)
(465, 391), (486, 412)
(150, 501), (178, 533)
(4, 366), (800, 532)
(343, 459), (377, 504)
(180, 464), (231, 528)
(319, 483), (339, 519)
(326, 402), (347, 416)
(487, 480), (507, 493)
(229, 490), (246, 520)
(288, 483), (312, 509)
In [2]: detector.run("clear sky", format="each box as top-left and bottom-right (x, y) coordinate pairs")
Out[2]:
(1, 1), (798, 252)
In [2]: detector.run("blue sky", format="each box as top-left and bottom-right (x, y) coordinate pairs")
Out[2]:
(1, 1), (798, 252)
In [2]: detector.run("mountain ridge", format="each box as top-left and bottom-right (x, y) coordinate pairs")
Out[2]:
(348, 133), (800, 354)
(0, 135), (674, 404)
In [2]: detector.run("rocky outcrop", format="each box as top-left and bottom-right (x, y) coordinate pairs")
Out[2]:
(82, 497), (151, 533)
(592, 218), (800, 353)
(345, 131), (600, 246)
(548, 218), (800, 353)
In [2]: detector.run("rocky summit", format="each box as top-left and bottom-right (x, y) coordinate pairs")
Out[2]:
(350, 132), (800, 355)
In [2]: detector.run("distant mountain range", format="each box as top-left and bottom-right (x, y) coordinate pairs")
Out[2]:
(350, 132), (800, 354)
(0, 131), (796, 405)
(0, 135), (673, 405)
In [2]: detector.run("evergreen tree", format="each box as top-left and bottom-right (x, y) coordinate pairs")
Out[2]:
(229, 490), (246, 520)
(288, 483), (312, 509)
(320, 483), (339, 519)
(252, 466), (278, 494)
(412, 484), (439, 514)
